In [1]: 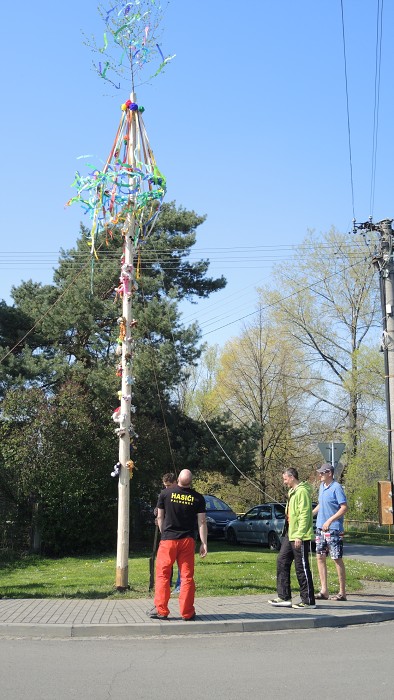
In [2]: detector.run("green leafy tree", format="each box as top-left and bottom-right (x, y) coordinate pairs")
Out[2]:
(200, 307), (319, 501)
(264, 229), (383, 474)
(9, 203), (225, 398)
(345, 435), (388, 521)
(0, 382), (117, 554)
(0, 300), (55, 397)
(177, 345), (221, 419)
(2, 203), (260, 552)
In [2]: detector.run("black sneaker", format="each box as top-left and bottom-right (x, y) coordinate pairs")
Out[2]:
(182, 613), (196, 621)
(146, 607), (168, 620)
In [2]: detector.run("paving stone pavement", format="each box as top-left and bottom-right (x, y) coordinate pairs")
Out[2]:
(1, 585), (394, 638)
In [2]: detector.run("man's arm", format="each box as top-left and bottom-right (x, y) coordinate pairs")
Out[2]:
(322, 503), (347, 531)
(312, 503), (319, 516)
(197, 512), (208, 558)
(293, 491), (313, 549)
(157, 507), (164, 534)
(294, 492), (311, 538)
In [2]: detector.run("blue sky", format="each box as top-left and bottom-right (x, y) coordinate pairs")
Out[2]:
(1, 1), (392, 348)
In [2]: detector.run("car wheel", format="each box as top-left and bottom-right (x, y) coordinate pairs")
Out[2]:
(226, 528), (238, 545)
(268, 531), (281, 551)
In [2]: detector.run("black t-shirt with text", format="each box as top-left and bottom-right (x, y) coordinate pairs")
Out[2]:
(157, 486), (206, 540)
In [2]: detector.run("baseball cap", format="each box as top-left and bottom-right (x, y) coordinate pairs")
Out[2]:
(316, 463), (334, 474)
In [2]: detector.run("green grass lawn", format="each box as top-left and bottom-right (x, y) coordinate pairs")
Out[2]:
(345, 532), (394, 546)
(1, 541), (394, 599)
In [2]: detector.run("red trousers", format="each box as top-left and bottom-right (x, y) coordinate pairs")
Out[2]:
(154, 537), (196, 619)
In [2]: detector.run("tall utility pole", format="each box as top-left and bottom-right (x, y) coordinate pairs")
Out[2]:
(355, 218), (394, 481)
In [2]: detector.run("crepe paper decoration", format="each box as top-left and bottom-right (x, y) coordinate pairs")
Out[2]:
(149, 51), (176, 81)
(100, 33), (109, 52)
(98, 61), (121, 89)
(156, 43), (165, 62)
(66, 101), (166, 257)
(112, 407), (122, 422)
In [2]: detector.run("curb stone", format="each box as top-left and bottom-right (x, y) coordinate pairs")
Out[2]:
(1, 587), (394, 638)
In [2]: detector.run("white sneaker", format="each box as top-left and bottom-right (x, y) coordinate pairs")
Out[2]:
(268, 597), (292, 607)
(171, 585), (181, 596)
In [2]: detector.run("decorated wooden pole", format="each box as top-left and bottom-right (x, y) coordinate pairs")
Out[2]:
(66, 2), (173, 590)
(115, 92), (137, 590)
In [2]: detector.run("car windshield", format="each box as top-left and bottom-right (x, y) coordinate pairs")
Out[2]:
(204, 496), (233, 511)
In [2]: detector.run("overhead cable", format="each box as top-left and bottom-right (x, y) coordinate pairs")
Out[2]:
(369, 0), (384, 218)
(340, 0), (356, 221)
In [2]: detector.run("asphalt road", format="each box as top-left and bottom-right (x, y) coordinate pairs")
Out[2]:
(1, 622), (393, 699)
(345, 543), (394, 567)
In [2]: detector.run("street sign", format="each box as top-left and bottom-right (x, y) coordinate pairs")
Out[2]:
(318, 442), (345, 467)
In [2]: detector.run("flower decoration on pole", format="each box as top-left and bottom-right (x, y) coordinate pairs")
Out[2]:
(67, 0), (173, 591)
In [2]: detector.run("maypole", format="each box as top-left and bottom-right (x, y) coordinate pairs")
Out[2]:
(67, 1), (174, 590)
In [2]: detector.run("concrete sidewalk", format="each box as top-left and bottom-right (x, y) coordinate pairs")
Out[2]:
(1, 583), (394, 638)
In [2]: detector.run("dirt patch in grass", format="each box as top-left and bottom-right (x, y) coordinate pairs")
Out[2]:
(356, 580), (394, 595)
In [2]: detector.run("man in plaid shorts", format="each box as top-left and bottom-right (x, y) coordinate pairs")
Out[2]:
(313, 463), (348, 601)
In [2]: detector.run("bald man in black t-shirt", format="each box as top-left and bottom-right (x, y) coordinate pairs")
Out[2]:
(148, 469), (207, 621)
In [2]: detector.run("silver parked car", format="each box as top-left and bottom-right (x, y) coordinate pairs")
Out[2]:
(225, 503), (286, 550)
(225, 502), (317, 550)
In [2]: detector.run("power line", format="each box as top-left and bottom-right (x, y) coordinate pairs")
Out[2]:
(199, 255), (372, 338)
(0, 246), (372, 267)
(369, 0), (384, 218)
(340, 0), (356, 221)
(0, 232), (375, 359)
(0, 241), (373, 257)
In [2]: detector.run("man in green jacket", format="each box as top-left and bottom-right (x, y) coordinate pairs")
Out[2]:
(268, 467), (315, 609)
